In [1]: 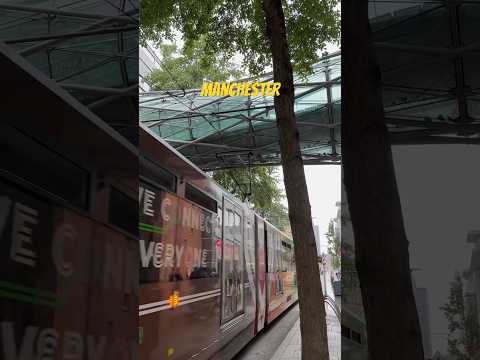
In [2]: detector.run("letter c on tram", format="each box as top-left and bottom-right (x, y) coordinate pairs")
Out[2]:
(161, 198), (171, 222)
(52, 223), (76, 277)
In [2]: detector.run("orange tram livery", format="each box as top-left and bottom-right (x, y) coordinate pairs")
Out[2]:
(139, 126), (298, 360)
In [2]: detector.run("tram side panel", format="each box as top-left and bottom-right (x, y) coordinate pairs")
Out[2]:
(0, 177), (138, 360)
(255, 216), (267, 333)
(266, 224), (283, 323)
(281, 233), (298, 307)
(265, 224), (298, 324)
(140, 130), (260, 360)
(139, 181), (222, 360)
(212, 200), (256, 360)
(244, 210), (257, 330)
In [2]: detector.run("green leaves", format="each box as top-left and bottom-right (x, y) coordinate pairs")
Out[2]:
(213, 167), (290, 232)
(141, 0), (340, 77)
(284, 0), (340, 76)
(441, 272), (480, 359)
(145, 39), (243, 90)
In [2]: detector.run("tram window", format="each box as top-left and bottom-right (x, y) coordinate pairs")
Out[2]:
(0, 124), (88, 208)
(351, 330), (362, 344)
(281, 238), (292, 272)
(277, 237), (282, 272)
(275, 233), (280, 272)
(222, 202), (244, 323)
(266, 227), (274, 273)
(341, 325), (351, 339)
(185, 184), (217, 213)
(140, 156), (176, 192)
(109, 187), (137, 235)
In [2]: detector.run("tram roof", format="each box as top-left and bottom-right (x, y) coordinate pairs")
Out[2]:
(140, 0), (480, 171)
(0, 1), (139, 144)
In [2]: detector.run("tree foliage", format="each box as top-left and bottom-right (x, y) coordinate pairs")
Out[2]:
(213, 166), (290, 232)
(144, 42), (289, 232)
(141, 0), (339, 76)
(145, 40), (242, 91)
(325, 201), (341, 271)
(441, 272), (480, 359)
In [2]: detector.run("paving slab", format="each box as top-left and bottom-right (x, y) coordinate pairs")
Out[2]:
(271, 266), (341, 360)
(270, 304), (340, 360)
(233, 305), (300, 360)
(235, 264), (341, 360)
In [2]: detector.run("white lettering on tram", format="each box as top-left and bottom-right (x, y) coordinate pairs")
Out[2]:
(139, 185), (216, 235)
(139, 240), (208, 269)
(160, 198), (171, 221)
(0, 322), (107, 360)
(0, 197), (138, 296)
(140, 188), (155, 217)
(52, 223), (76, 277)
(10, 202), (38, 267)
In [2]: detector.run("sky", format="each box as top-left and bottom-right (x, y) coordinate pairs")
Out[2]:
(392, 145), (480, 355)
(278, 165), (341, 254)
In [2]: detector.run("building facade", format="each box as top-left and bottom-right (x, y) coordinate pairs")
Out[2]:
(140, 44), (161, 92)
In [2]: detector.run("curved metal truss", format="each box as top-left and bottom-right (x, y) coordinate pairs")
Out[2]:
(0, 0), (139, 144)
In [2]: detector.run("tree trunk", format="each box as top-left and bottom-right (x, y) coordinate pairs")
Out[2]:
(341, 1), (424, 359)
(262, 1), (329, 359)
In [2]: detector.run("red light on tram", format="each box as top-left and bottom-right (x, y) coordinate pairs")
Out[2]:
(169, 291), (179, 309)
(215, 240), (222, 247)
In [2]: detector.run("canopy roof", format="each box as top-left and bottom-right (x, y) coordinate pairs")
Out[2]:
(140, 0), (480, 171)
(371, 0), (480, 146)
(140, 53), (341, 170)
(0, 0), (139, 144)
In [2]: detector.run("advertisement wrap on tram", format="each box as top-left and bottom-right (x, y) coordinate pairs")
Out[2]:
(138, 127), (297, 360)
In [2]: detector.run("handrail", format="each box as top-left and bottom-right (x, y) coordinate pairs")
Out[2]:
(324, 295), (341, 321)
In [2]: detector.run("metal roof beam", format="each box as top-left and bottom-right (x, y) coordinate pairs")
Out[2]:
(382, 83), (450, 97)
(374, 41), (480, 56)
(61, 83), (138, 95)
(18, 15), (134, 57)
(392, 135), (480, 145)
(448, 0), (470, 122)
(164, 139), (252, 151)
(203, 156), (341, 171)
(176, 120), (246, 151)
(88, 84), (139, 109)
(386, 117), (480, 130)
(384, 96), (454, 114)
(0, 4), (136, 21)
(4, 25), (137, 45)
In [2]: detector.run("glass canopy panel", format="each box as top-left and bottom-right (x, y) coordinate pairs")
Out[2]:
(370, 0), (480, 146)
(140, 53), (341, 170)
(0, 1), (139, 144)
(141, 0), (480, 170)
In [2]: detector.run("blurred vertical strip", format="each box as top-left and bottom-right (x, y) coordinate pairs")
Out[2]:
(0, 1), (139, 359)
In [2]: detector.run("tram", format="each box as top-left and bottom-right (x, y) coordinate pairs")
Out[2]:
(0, 44), (296, 359)
(139, 126), (298, 360)
(0, 45), (138, 358)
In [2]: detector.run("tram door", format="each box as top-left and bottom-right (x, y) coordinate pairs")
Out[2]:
(255, 217), (267, 332)
(221, 198), (244, 323)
